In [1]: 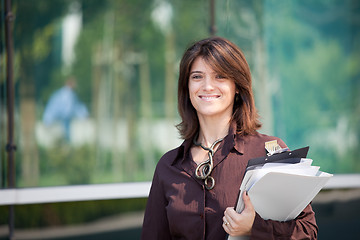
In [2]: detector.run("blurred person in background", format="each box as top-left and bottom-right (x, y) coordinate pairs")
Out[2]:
(141, 37), (317, 239)
(42, 76), (88, 142)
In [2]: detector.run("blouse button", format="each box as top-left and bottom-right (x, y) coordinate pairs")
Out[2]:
(200, 214), (204, 219)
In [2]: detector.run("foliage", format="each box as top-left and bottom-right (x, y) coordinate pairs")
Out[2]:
(217, 0), (360, 173)
(265, 0), (360, 173)
(1, 0), (359, 191)
(37, 144), (96, 185)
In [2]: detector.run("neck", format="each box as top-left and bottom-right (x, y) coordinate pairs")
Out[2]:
(197, 115), (231, 147)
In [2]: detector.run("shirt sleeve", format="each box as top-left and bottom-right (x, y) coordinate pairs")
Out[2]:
(141, 167), (171, 240)
(250, 204), (318, 240)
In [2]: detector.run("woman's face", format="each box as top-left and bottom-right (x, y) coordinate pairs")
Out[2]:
(188, 57), (236, 121)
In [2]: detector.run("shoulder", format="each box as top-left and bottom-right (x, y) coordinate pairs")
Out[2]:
(150, 143), (186, 185)
(155, 141), (185, 170)
(251, 132), (286, 147)
(235, 132), (287, 157)
(238, 132), (287, 150)
(159, 147), (181, 165)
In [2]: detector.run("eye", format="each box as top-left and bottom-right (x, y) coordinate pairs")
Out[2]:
(215, 74), (226, 80)
(190, 74), (203, 80)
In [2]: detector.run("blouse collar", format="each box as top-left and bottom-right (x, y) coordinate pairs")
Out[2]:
(171, 122), (245, 166)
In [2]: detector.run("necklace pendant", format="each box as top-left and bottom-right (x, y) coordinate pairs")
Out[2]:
(193, 133), (224, 190)
(204, 176), (215, 190)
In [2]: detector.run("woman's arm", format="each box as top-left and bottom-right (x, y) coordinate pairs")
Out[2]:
(141, 170), (171, 240)
(250, 204), (318, 240)
(223, 192), (318, 239)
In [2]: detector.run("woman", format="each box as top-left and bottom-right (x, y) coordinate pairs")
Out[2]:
(141, 37), (318, 239)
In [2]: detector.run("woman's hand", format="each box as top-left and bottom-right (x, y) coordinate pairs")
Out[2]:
(222, 191), (256, 236)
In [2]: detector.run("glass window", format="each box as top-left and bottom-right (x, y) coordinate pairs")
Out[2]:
(1, 0), (359, 189)
(1, 0), (210, 188)
(217, 0), (360, 174)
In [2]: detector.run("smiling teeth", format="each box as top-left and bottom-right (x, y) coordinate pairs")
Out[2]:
(201, 96), (219, 100)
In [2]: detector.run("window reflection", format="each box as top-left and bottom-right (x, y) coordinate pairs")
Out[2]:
(42, 76), (89, 142)
(7, 0), (208, 187)
(0, 0), (359, 189)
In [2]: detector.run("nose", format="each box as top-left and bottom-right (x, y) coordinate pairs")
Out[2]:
(203, 76), (215, 91)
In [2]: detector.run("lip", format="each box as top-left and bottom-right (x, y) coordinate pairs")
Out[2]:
(199, 94), (221, 101)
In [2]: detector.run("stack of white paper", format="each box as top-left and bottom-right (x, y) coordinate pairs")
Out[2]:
(228, 157), (332, 240)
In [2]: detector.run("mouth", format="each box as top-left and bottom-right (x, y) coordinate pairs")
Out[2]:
(199, 94), (221, 101)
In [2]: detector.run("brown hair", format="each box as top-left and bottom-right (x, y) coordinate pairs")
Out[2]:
(176, 37), (262, 140)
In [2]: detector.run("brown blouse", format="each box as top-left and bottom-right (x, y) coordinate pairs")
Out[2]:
(141, 127), (318, 240)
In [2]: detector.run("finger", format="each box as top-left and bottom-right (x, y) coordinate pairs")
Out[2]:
(223, 214), (231, 226)
(242, 191), (256, 228)
(242, 191), (254, 212)
(224, 207), (238, 226)
(222, 216), (231, 234)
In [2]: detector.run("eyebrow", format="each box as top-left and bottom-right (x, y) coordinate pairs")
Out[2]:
(190, 71), (222, 76)
(189, 71), (203, 75)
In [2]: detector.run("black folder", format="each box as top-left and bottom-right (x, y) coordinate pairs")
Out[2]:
(245, 146), (310, 171)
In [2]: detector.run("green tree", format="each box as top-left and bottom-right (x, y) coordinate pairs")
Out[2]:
(13, 0), (71, 186)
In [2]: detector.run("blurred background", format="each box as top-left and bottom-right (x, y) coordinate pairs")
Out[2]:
(0, 0), (359, 239)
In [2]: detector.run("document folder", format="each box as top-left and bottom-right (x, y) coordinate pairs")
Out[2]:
(227, 146), (332, 240)
(245, 146), (309, 171)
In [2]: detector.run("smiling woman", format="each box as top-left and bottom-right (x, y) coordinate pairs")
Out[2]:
(141, 37), (318, 240)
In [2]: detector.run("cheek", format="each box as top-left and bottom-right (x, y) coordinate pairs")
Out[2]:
(188, 81), (197, 92)
(189, 93), (197, 108)
(188, 85), (196, 106)
(223, 83), (236, 97)
(188, 82), (199, 98)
